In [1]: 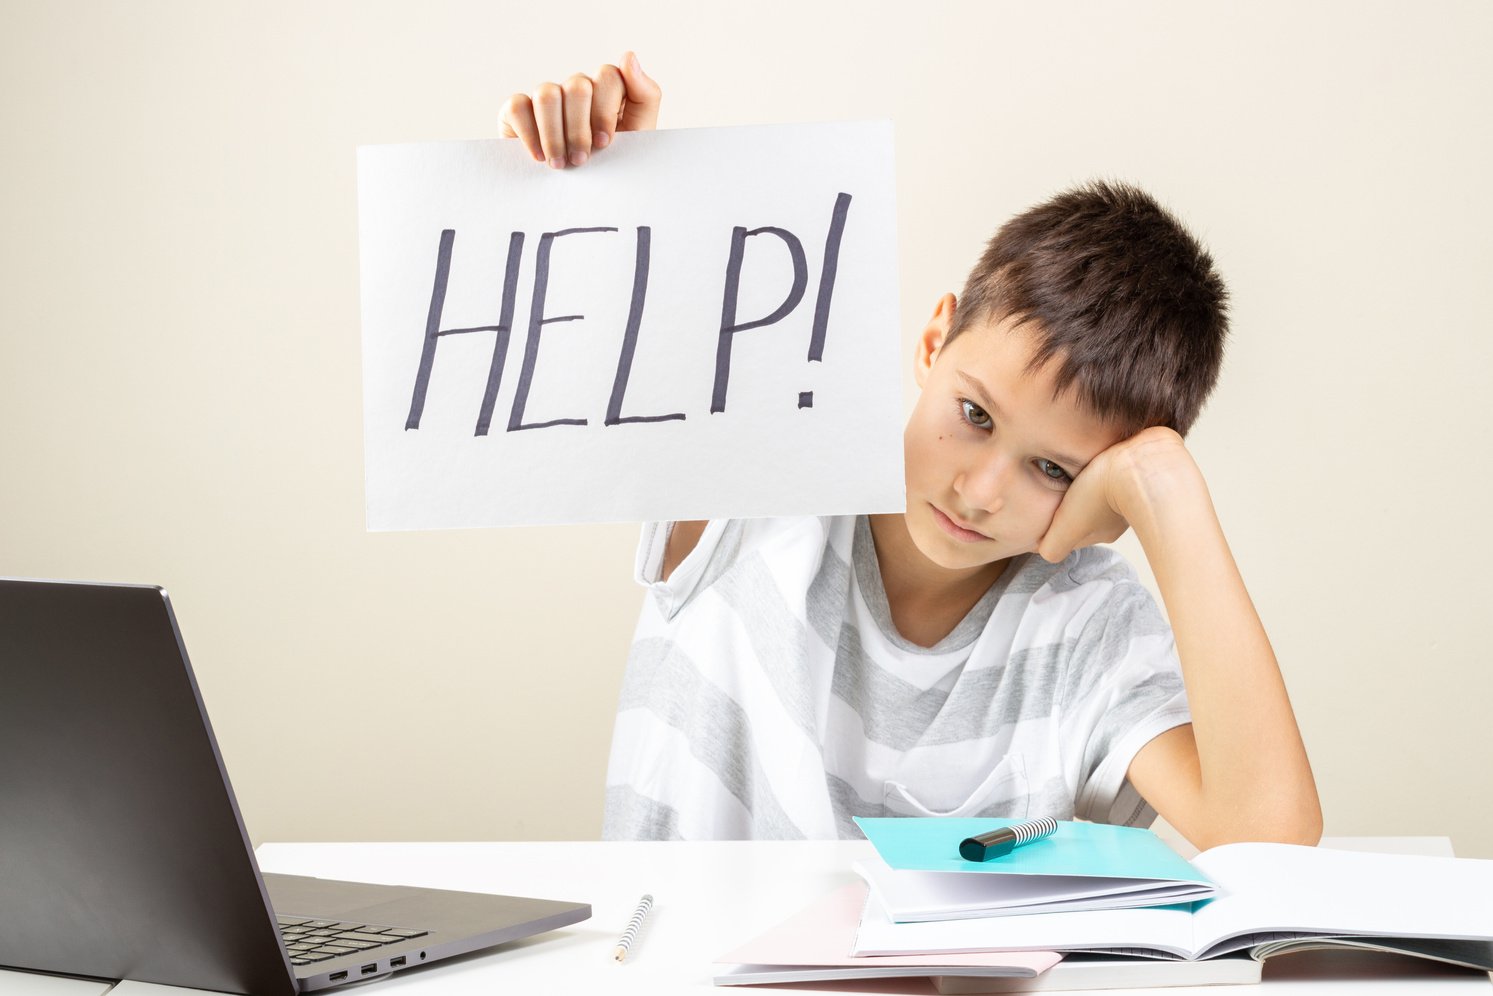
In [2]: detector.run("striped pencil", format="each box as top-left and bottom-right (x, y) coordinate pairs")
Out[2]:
(613, 893), (654, 962)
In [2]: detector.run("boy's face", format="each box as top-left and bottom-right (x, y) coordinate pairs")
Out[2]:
(903, 295), (1126, 573)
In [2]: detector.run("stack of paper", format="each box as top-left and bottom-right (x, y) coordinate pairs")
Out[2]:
(853, 817), (1216, 921)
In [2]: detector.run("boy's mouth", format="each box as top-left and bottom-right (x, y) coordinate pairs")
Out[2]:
(930, 504), (991, 543)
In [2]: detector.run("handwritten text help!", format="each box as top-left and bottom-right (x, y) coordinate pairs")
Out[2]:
(405, 192), (852, 436)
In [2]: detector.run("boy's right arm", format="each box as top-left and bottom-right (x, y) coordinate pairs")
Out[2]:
(502, 54), (701, 580)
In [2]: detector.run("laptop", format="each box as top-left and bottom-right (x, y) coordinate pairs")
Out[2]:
(0, 578), (591, 995)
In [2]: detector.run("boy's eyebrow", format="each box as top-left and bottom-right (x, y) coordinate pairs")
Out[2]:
(957, 371), (1006, 421)
(956, 371), (1087, 472)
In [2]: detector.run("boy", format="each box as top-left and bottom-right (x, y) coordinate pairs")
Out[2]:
(500, 54), (1322, 849)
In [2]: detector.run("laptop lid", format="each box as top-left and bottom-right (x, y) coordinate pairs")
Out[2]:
(0, 578), (588, 994)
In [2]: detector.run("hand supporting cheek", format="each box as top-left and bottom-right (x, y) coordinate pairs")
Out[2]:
(1036, 426), (1194, 563)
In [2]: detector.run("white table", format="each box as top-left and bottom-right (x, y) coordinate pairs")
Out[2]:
(4, 838), (1489, 995)
(252, 837), (1488, 995)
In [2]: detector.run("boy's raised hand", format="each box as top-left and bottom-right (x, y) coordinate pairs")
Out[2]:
(499, 51), (661, 170)
(1035, 426), (1201, 563)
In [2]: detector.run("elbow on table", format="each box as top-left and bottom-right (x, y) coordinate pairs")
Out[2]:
(1193, 803), (1324, 851)
(1263, 788), (1325, 847)
(1251, 812), (1324, 848)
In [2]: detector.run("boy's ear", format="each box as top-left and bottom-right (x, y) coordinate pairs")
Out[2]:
(914, 293), (958, 389)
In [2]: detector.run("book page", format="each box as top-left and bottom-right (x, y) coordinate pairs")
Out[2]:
(1189, 842), (1493, 958)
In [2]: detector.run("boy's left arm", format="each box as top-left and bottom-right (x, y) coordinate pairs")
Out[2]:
(1038, 426), (1323, 850)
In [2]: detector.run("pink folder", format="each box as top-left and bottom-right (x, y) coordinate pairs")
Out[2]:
(716, 882), (1061, 974)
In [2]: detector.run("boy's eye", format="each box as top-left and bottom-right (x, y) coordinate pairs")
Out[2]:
(1035, 459), (1072, 486)
(959, 399), (992, 428)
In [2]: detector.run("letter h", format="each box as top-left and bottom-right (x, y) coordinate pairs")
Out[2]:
(404, 228), (525, 435)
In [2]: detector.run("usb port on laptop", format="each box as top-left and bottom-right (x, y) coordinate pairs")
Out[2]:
(390, 956), (406, 968)
(361, 963), (377, 975)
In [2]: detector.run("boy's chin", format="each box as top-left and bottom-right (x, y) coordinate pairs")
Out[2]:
(908, 524), (1021, 573)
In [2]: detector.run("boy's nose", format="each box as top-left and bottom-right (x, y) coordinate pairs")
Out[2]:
(955, 453), (1015, 514)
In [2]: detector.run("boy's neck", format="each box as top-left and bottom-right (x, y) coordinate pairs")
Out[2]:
(867, 513), (1010, 648)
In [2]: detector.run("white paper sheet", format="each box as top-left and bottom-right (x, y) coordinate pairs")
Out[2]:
(357, 122), (903, 530)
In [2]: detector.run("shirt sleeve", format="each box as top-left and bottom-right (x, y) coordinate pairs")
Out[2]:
(1058, 576), (1192, 826)
(633, 519), (745, 620)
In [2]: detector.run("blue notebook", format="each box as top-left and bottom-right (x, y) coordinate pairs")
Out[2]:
(854, 817), (1216, 921)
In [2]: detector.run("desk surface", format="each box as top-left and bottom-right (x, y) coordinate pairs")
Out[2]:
(4, 838), (1489, 995)
(253, 837), (1487, 996)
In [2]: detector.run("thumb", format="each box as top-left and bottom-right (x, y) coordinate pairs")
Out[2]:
(1035, 510), (1078, 565)
(618, 51), (662, 131)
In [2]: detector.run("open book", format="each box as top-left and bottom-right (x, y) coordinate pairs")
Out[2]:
(854, 841), (1493, 972)
(855, 817), (1216, 920)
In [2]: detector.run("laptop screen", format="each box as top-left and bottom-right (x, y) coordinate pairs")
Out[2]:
(0, 579), (296, 995)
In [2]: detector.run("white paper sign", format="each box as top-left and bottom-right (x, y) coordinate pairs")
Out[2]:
(358, 121), (904, 530)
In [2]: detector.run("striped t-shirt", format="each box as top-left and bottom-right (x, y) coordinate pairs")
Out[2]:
(603, 515), (1190, 840)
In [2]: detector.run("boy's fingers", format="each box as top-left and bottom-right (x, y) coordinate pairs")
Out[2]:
(561, 73), (594, 165)
(530, 82), (568, 169)
(511, 56), (655, 166)
(499, 93), (544, 162)
(1037, 513), (1127, 562)
(590, 63), (626, 149)
(1036, 504), (1084, 563)
(1035, 532), (1073, 564)
(617, 50), (661, 132)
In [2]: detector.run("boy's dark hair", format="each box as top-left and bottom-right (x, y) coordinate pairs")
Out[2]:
(947, 180), (1228, 437)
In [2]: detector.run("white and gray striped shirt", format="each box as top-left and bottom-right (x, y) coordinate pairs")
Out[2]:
(603, 515), (1190, 840)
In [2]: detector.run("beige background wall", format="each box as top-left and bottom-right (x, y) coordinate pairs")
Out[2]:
(3, 1), (1490, 855)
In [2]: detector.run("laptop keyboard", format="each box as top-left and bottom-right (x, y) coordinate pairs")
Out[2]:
(277, 915), (429, 966)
